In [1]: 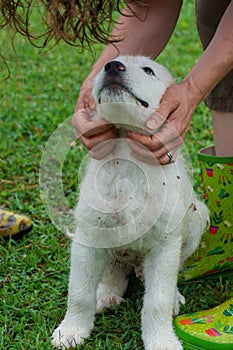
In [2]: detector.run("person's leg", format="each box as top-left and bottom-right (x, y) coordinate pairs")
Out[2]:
(212, 111), (233, 156)
(176, 1), (233, 348)
(180, 0), (233, 281)
(196, 0), (233, 158)
(196, 0), (233, 278)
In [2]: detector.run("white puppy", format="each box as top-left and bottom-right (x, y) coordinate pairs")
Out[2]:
(52, 56), (209, 350)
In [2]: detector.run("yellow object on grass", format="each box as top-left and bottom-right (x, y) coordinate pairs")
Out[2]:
(0, 208), (32, 237)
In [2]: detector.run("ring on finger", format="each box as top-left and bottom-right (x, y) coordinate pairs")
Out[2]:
(166, 151), (174, 164)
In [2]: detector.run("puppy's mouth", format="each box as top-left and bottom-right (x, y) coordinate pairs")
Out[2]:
(98, 82), (149, 108)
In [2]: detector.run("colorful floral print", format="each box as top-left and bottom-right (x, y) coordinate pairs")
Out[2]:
(175, 298), (233, 349)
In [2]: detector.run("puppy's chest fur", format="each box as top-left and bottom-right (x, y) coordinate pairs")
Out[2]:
(78, 146), (153, 226)
(75, 139), (189, 251)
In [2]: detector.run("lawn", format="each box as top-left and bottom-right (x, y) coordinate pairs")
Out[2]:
(0, 1), (232, 349)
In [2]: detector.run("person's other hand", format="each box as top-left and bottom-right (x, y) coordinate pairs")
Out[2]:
(126, 82), (198, 165)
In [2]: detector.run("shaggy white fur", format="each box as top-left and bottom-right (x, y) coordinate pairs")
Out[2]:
(52, 56), (209, 350)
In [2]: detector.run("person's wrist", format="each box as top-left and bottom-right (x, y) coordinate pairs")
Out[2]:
(181, 75), (205, 108)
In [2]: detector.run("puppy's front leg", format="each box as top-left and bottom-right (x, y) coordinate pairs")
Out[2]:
(52, 241), (107, 349)
(142, 238), (183, 350)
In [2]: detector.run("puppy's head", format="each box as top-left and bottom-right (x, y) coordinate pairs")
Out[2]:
(93, 55), (174, 133)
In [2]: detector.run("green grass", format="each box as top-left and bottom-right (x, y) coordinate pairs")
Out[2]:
(0, 1), (232, 349)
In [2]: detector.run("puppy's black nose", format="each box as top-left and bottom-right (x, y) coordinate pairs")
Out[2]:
(104, 61), (126, 74)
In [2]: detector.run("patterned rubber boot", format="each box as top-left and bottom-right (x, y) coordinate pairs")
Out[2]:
(179, 146), (233, 282)
(174, 297), (233, 349)
(0, 208), (32, 238)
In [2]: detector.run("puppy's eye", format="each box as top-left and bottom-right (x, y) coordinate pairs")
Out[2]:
(143, 67), (155, 76)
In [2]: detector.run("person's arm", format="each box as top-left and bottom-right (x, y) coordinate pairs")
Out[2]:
(73, 0), (183, 158)
(127, 1), (233, 164)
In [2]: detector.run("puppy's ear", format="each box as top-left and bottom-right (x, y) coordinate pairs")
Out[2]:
(153, 63), (175, 87)
(164, 74), (175, 87)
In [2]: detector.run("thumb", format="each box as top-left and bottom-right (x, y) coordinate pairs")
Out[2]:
(146, 110), (167, 130)
(146, 88), (178, 130)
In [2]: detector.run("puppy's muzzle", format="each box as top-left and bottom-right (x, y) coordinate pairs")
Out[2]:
(101, 60), (127, 92)
(100, 60), (149, 108)
(104, 60), (126, 75)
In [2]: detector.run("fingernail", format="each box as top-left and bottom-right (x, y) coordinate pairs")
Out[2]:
(146, 117), (158, 129)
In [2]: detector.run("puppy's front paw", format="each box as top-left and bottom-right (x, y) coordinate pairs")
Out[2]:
(52, 322), (90, 349)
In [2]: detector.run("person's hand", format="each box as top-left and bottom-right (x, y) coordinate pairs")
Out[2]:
(72, 77), (117, 159)
(126, 81), (199, 165)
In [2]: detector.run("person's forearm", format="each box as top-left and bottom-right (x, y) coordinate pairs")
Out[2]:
(89, 0), (183, 78)
(183, 0), (233, 105)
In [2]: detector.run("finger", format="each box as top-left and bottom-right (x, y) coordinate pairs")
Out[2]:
(128, 139), (179, 166)
(127, 125), (183, 163)
(126, 139), (160, 165)
(128, 121), (179, 153)
(159, 148), (179, 165)
(148, 132), (183, 162)
(146, 86), (179, 131)
(127, 132), (158, 152)
(89, 139), (117, 160)
(126, 137), (165, 162)
(83, 119), (116, 138)
(129, 140), (179, 166)
(79, 127), (118, 151)
(73, 109), (115, 138)
(75, 80), (96, 110)
(146, 111), (167, 130)
(72, 108), (92, 132)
